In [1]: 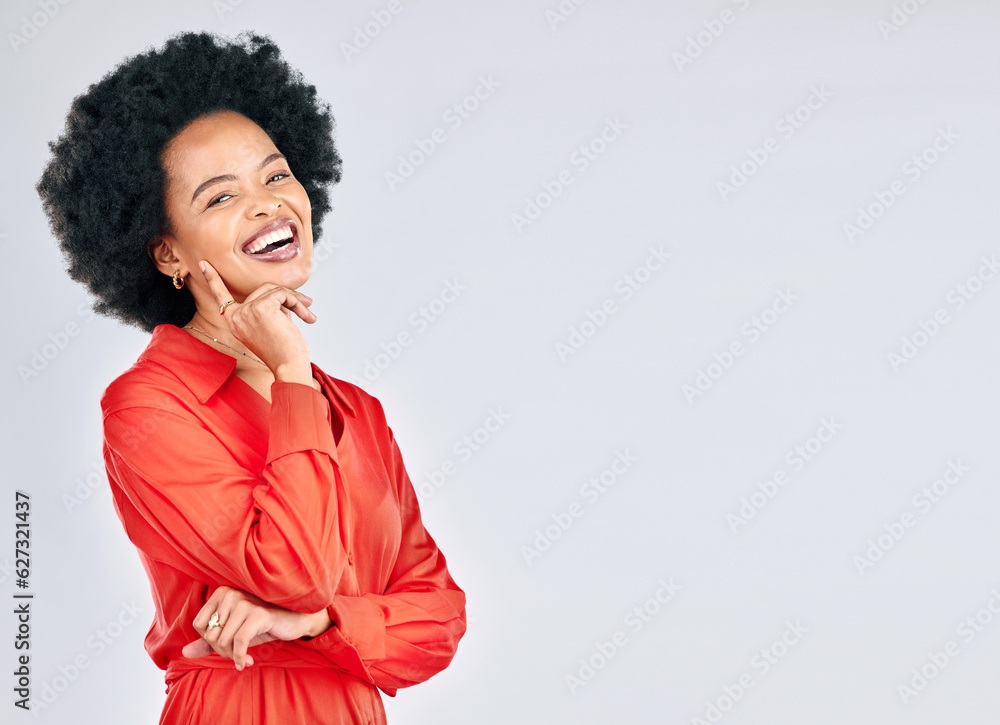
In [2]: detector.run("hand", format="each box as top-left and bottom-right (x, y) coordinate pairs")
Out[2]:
(181, 586), (333, 671)
(198, 259), (316, 382)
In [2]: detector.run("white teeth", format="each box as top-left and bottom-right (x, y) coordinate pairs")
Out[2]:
(245, 225), (294, 254)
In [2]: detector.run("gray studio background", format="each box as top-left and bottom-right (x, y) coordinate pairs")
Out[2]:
(4, 0), (1000, 722)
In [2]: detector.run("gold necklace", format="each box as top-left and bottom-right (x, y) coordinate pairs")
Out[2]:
(183, 325), (268, 367)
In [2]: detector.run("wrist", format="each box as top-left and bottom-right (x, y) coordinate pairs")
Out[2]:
(302, 608), (334, 640)
(274, 362), (313, 386)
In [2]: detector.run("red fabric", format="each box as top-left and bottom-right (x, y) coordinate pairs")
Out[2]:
(100, 324), (466, 724)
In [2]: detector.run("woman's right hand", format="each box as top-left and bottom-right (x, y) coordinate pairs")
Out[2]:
(199, 259), (316, 384)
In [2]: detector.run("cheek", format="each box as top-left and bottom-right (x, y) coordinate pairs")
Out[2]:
(185, 218), (238, 259)
(292, 185), (312, 218)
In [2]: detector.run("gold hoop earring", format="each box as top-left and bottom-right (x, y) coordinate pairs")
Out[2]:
(172, 270), (185, 289)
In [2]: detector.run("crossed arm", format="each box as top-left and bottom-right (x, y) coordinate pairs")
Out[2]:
(102, 380), (466, 694)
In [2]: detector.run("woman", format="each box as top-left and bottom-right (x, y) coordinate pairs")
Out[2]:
(35, 31), (466, 724)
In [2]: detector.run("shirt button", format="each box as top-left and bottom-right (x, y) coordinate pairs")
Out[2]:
(347, 553), (355, 566)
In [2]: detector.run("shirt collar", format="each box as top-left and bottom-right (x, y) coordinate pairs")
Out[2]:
(139, 324), (356, 417)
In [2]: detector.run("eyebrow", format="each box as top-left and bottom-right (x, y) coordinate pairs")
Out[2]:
(190, 152), (286, 203)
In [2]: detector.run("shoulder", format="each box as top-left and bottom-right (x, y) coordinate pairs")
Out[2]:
(100, 358), (192, 420)
(313, 365), (389, 423)
(316, 372), (411, 481)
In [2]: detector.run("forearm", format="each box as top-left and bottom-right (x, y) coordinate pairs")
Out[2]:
(104, 382), (353, 612)
(297, 587), (466, 693)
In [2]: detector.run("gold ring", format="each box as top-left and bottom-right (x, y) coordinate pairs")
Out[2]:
(207, 612), (223, 631)
(219, 300), (236, 315)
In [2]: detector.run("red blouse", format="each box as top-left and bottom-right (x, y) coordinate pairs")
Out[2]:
(100, 323), (466, 724)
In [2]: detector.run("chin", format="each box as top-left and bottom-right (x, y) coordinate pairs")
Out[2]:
(276, 264), (312, 291)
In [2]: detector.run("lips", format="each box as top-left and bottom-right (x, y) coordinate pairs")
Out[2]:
(240, 219), (298, 255)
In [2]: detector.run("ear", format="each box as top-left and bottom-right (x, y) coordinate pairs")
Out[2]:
(147, 234), (184, 279)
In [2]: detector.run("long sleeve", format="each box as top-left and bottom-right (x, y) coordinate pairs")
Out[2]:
(298, 428), (467, 696)
(102, 380), (351, 613)
(98, 325), (465, 721)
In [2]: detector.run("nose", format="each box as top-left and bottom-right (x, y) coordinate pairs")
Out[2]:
(246, 183), (282, 217)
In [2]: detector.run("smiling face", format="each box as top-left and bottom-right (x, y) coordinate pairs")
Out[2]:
(150, 110), (313, 312)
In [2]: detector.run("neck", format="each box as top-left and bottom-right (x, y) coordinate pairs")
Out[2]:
(183, 311), (258, 361)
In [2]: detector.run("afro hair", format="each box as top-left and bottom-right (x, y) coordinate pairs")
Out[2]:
(35, 30), (342, 333)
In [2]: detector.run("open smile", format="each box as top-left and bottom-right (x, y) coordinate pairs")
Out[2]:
(240, 219), (300, 263)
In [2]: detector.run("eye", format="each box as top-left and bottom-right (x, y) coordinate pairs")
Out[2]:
(205, 172), (289, 208)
